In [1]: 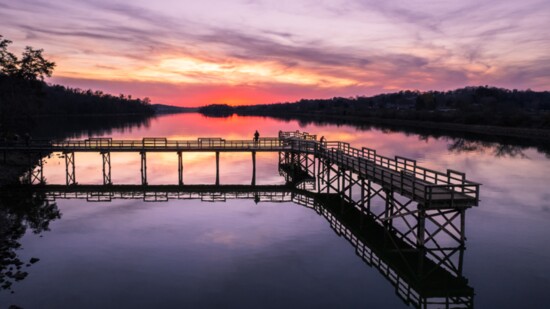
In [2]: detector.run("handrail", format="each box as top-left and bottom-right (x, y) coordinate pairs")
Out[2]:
(278, 130), (317, 140)
(284, 135), (480, 202)
(1, 138), (286, 149)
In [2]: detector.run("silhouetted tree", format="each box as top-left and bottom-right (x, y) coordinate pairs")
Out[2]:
(17, 47), (55, 81)
(0, 36), (55, 81)
(0, 36), (18, 76)
(0, 35), (154, 135)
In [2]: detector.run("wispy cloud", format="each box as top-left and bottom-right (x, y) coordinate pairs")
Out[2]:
(1, 0), (548, 105)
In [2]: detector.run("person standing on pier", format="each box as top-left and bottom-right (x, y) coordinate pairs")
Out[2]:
(254, 130), (260, 145)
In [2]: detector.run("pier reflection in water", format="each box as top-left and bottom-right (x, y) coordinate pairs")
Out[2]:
(2, 147), (475, 309)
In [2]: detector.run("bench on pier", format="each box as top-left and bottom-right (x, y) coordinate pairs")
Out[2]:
(142, 138), (167, 147)
(198, 138), (226, 147)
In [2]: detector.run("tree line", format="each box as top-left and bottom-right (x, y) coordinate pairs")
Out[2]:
(199, 86), (550, 129)
(0, 35), (154, 134)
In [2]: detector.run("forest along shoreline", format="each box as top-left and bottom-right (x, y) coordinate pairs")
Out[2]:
(0, 36), (160, 186)
(264, 112), (550, 141)
(199, 86), (550, 141)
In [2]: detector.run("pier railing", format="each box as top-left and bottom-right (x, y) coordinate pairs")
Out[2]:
(283, 136), (480, 204)
(9, 137), (285, 151)
(278, 130), (317, 140)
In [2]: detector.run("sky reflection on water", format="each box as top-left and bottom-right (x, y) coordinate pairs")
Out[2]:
(1, 113), (550, 308)
(4, 199), (407, 308)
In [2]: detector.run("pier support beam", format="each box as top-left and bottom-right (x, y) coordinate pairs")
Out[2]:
(325, 161), (331, 193)
(316, 158), (321, 193)
(338, 167), (346, 197)
(366, 180), (372, 213)
(318, 159), (340, 194)
(28, 154), (44, 185)
(384, 189), (391, 227)
(251, 151), (256, 186)
(460, 209), (466, 243)
(337, 168), (342, 193)
(347, 170), (353, 197)
(215, 151), (220, 185)
(178, 151), (184, 186)
(389, 190), (395, 227)
(140, 152), (147, 185)
(65, 151), (76, 186)
(417, 206), (426, 247)
(311, 156), (316, 191)
(102, 152), (112, 185)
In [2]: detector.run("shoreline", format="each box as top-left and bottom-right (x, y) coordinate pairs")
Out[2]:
(235, 112), (550, 141)
(10, 112), (155, 119)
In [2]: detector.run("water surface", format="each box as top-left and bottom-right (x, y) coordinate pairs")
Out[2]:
(1, 113), (549, 308)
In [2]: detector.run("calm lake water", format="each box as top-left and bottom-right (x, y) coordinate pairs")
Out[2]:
(1, 113), (549, 308)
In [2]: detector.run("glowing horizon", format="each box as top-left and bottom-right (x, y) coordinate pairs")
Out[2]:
(1, 0), (549, 106)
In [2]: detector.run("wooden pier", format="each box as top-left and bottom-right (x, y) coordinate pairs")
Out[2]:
(1, 131), (480, 208)
(2, 130), (480, 256)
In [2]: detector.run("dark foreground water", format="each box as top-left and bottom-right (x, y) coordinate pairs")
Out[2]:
(1, 113), (549, 308)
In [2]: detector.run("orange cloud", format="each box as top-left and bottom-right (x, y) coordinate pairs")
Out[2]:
(3, 0), (547, 106)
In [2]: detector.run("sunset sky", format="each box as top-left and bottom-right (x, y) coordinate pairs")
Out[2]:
(1, 0), (549, 106)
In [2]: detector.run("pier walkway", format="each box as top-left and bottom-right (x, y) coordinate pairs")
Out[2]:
(1, 131), (479, 209)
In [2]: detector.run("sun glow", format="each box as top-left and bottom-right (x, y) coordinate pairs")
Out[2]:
(57, 54), (358, 91)
(132, 57), (357, 87)
(4, 0), (545, 106)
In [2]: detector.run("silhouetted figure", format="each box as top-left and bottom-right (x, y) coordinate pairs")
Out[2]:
(254, 130), (260, 144)
(320, 136), (326, 143)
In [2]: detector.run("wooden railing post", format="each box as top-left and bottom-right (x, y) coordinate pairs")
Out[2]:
(215, 151), (220, 186)
(140, 151), (147, 185)
(178, 151), (183, 186)
(251, 151), (256, 186)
